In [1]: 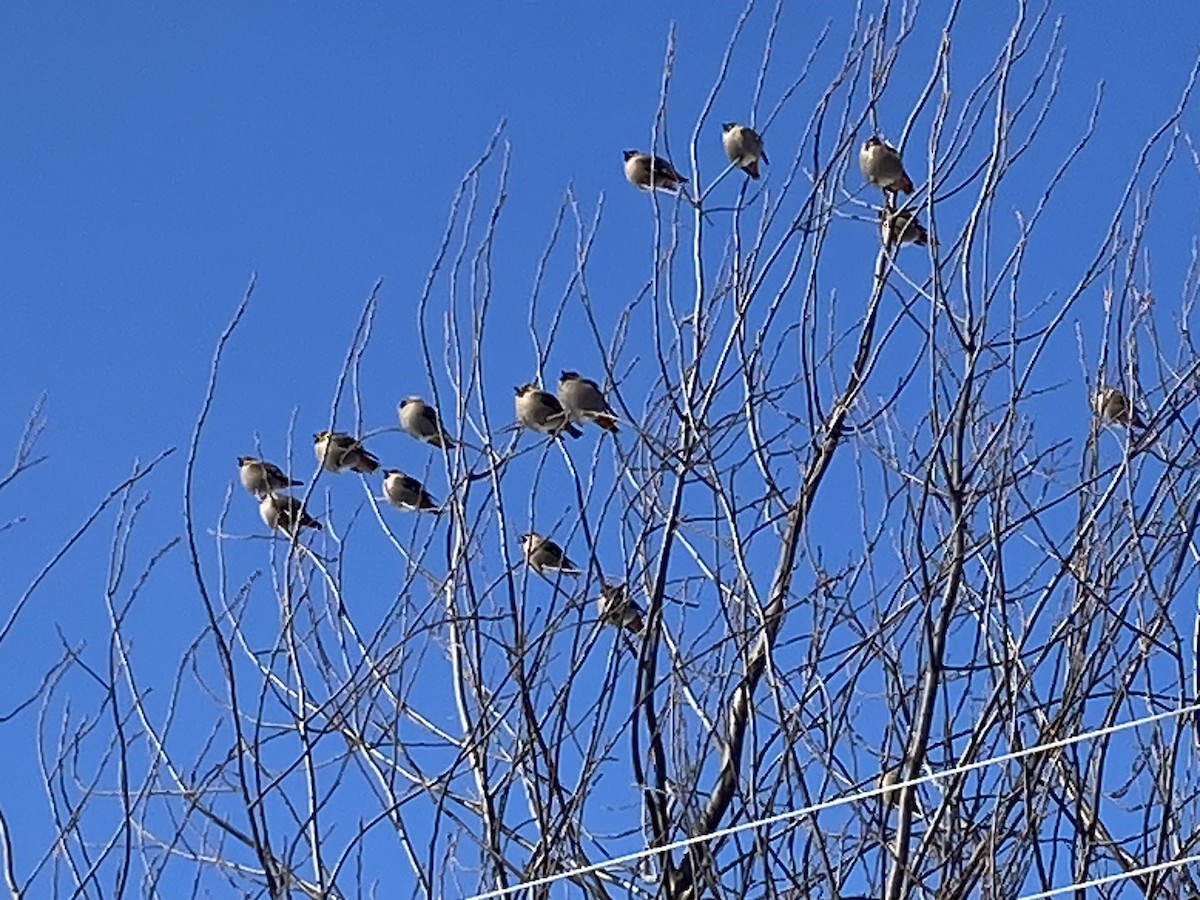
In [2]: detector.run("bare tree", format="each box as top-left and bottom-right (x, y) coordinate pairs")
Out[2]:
(8, 1), (1200, 898)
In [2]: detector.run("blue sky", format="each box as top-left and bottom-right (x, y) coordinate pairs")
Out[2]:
(3, 1), (1200, 896)
(3, 4), (1197, 508)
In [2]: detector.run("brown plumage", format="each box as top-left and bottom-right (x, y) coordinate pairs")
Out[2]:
(259, 492), (322, 535)
(557, 370), (619, 433)
(860, 137), (914, 195)
(879, 766), (904, 809)
(382, 470), (439, 512)
(722, 122), (768, 180)
(521, 532), (582, 576)
(598, 583), (644, 633)
(880, 208), (929, 247)
(313, 431), (380, 474)
(1094, 386), (1146, 429)
(399, 397), (455, 449)
(238, 456), (301, 498)
(514, 383), (583, 439)
(623, 150), (688, 193)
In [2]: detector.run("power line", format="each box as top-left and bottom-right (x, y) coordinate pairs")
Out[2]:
(1017, 853), (1200, 899)
(465, 700), (1200, 900)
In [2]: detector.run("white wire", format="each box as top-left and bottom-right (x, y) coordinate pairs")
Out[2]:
(465, 700), (1200, 900)
(1016, 853), (1200, 900)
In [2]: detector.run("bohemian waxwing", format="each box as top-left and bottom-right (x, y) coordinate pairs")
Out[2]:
(313, 431), (381, 474)
(598, 583), (644, 633)
(1094, 386), (1146, 429)
(557, 371), (619, 433)
(398, 397), (455, 449)
(514, 384), (583, 439)
(860, 136), (914, 195)
(721, 122), (768, 180)
(879, 766), (904, 809)
(238, 456), (301, 498)
(382, 469), (439, 512)
(259, 492), (322, 535)
(521, 532), (582, 576)
(880, 208), (929, 247)
(623, 150), (688, 193)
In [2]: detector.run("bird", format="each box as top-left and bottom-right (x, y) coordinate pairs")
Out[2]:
(721, 122), (768, 179)
(860, 136), (914, 194)
(598, 583), (644, 633)
(521, 532), (582, 576)
(259, 492), (322, 535)
(382, 469), (439, 512)
(623, 150), (688, 194)
(237, 456), (301, 498)
(1094, 386), (1146, 429)
(399, 397), (455, 449)
(880, 208), (929, 247)
(557, 371), (619, 433)
(514, 384), (583, 438)
(313, 431), (380, 474)
(879, 766), (904, 809)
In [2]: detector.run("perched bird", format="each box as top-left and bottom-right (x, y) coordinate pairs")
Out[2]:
(623, 150), (688, 194)
(399, 396), (455, 449)
(721, 122), (768, 179)
(237, 456), (301, 498)
(558, 371), (619, 433)
(313, 431), (380, 474)
(514, 384), (583, 439)
(860, 136), (914, 194)
(598, 583), (644, 633)
(382, 469), (439, 512)
(521, 532), (582, 576)
(1094, 386), (1146, 429)
(259, 492), (322, 535)
(880, 208), (929, 247)
(879, 766), (904, 809)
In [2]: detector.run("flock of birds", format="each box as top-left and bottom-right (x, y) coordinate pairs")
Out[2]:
(238, 374), (645, 633)
(706, 127), (1146, 429)
(624, 125), (930, 247)
(236, 126), (1147, 635)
